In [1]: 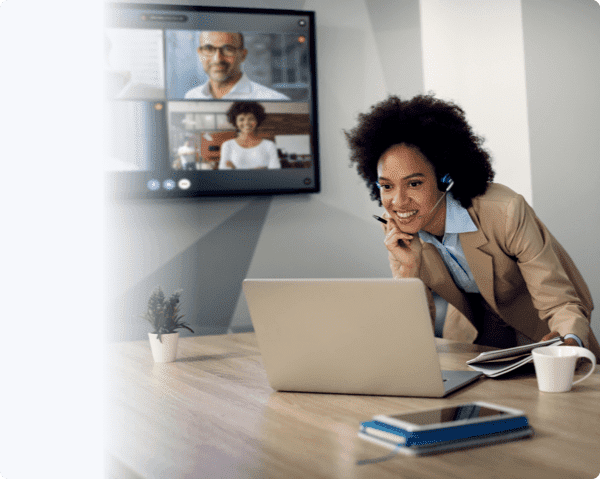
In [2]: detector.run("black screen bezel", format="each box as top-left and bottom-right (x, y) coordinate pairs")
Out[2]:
(105, 2), (320, 199)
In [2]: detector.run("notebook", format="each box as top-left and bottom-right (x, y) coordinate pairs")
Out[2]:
(242, 278), (483, 397)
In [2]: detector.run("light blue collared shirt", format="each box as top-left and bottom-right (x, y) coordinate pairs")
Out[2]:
(419, 193), (479, 295)
(417, 193), (582, 347)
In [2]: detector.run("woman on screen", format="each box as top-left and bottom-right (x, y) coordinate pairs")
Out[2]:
(218, 102), (281, 170)
(345, 94), (600, 359)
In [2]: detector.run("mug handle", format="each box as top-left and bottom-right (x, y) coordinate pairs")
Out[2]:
(572, 348), (597, 386)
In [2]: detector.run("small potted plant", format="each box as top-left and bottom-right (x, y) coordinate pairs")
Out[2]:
(142, 287), (194, 363)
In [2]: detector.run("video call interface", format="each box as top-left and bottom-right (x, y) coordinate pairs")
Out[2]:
(105, 4), (319, 198)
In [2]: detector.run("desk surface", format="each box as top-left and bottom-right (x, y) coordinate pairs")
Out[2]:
(106, 333), (600, 479)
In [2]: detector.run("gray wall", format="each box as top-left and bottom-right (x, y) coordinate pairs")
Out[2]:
(108, 0), (600, 342)
(522, 0), (600, 339)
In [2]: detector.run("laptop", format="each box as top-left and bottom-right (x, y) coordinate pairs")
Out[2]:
(242, 278), (483, 397)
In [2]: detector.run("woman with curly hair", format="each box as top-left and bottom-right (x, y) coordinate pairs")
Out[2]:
(219, 101), (280, 170)
(346, 94), (599, 358)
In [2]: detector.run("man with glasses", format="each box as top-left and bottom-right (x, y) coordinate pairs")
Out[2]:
(185, 31), (290, 100)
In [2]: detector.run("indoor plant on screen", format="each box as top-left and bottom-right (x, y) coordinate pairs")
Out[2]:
(142, 287), (194, 363)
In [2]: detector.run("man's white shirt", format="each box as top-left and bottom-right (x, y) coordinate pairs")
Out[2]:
(184, 73), (290, 100)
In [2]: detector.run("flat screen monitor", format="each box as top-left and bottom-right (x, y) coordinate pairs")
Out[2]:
(105, 3), (319, 198)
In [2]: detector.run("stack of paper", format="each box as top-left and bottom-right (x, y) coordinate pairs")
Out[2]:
(466, 337), (562, 377)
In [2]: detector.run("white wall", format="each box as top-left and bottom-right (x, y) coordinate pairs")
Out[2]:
(420, 0), (532, 203)
(521, 0), (600, 339)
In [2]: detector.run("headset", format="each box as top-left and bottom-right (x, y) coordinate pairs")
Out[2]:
(438, 173), (454, 192)
(417, 174), (454, 219)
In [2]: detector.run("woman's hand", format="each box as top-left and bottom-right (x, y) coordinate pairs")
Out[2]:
(541, 331), (579, 347)
(383, 215), (422, 279)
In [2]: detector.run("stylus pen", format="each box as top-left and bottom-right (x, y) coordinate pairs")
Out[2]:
(373, 215), (388, 225)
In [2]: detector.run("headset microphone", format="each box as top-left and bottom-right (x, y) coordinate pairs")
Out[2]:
(417, 174), (454, 219)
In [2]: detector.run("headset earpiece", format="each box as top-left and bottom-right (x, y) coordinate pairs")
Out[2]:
(439, 174), (454, 192)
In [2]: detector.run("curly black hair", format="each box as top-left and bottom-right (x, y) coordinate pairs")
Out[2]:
(226, 101), (267, 130)
(344, 94), (495, 208)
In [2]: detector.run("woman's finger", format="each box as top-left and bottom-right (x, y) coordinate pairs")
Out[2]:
(385, 227), (413, 248)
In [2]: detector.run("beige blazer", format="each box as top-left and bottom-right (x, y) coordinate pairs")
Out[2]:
(419, 183), (600, 360)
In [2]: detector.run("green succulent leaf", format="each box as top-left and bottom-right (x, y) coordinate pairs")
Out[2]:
(141, 287), (195, 335)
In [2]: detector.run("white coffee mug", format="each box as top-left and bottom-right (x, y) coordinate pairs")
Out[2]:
(532, 345), (596, 393)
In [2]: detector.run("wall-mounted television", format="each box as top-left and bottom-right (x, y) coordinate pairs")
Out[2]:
(105, 3), (319, 198)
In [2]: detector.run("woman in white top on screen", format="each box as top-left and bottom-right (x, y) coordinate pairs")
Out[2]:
(218, 102), (281, 170)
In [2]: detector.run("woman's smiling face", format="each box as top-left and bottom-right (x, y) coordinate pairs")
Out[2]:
(235, 113), (258, 134)
(376, 143), (446, 236)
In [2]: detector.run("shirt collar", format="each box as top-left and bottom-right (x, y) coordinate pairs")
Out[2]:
(227, 73), (251, 95)
(419, 192), (477, 241)
(201, 73), (250, 98)
(444, 192), (477, 234)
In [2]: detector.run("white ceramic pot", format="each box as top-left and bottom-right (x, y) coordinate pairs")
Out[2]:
(148, 332), (179, 363)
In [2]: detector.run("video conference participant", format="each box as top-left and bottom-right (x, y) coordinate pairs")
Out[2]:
(345, 94), (600, 359)
(185, 32), (290, 101)
(218, 102), (280, 170)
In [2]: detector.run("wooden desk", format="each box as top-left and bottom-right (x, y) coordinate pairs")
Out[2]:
(106, 333), (600, 479)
